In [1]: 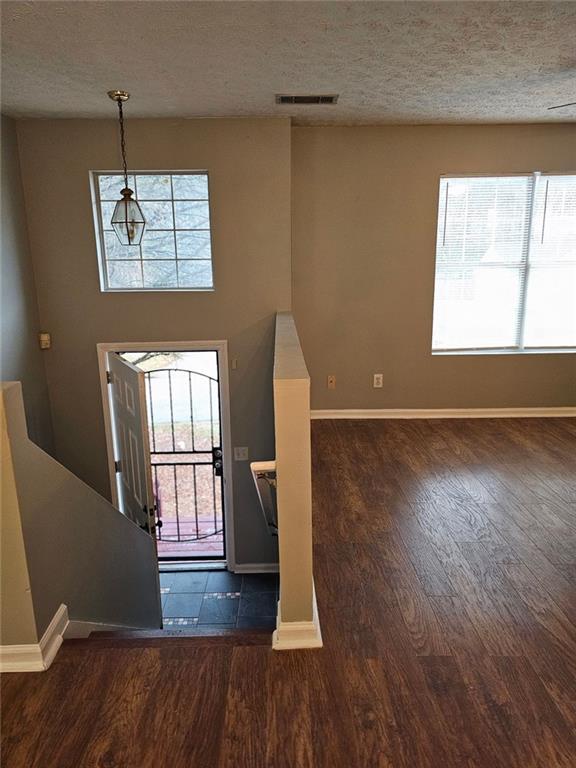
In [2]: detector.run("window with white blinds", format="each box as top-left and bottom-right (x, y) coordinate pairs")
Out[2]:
(431, 173), (576, 353)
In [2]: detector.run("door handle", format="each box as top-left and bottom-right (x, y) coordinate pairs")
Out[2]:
(212, 447), (223, 477)
(142, 504), (157, 535)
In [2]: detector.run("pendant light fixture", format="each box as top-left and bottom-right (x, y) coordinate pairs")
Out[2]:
(107, 89), (145, 246)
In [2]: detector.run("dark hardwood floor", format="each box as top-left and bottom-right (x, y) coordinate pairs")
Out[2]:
(2, 418), (576, 767)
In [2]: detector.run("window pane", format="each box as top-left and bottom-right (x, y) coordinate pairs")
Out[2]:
(143, 261), (178, 288)
(98, 174), (135, 200)
(526, 175), (576, 347)
(100, 202), (116, 229)
(139, 201), (173, 229)
(433, 176), (531, 350)
(94, 172), (213, 292)
(432, 265), (522, 349)
(135, 175), (172, 200)
(107, 261), (143, 289)
(176, 231), (211, 259)
(104, 232), (140, 260)
(436, 176), (531, 269)
(523, 265), (576, 347)
(172, 174), (208, 199)
(530, 175), (576, 264)
(141, 231), (176, 260)
(178, 260), (213, 288)
(174, 201), (210, 229)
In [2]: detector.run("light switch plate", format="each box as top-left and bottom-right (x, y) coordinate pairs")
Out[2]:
(38, 332), (51, 350)
(234, 446), (249, 461)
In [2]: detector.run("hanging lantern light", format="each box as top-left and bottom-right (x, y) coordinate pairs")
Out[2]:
(107, 90), (145, 246)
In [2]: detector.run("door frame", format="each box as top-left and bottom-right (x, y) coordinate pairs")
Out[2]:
(97, 340), (236, 570)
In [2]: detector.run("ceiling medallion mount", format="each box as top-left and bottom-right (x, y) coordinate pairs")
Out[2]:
(107, 89), (130, 103)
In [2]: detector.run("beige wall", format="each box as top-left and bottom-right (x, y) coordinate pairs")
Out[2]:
(11, 118), (576, 579)
(1, 392), (38, 645)
(1, 116), (53, 452)
(16, 118), (292, 566)
(4, 382), (161, 637)
(292, 125), (576, 410)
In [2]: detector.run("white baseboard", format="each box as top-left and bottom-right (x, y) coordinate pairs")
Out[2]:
(64, 619), (152, 639)
(273, 587), (323, 651)
(311, 407), (576, 420)
(233, 562), (279, 574)
(0, 643), (45, 672)
(0, 604), (68, 673)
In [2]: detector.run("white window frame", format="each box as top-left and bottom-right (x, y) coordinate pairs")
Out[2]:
(90, 170), (215, 293)
(431, 171), (576, 356)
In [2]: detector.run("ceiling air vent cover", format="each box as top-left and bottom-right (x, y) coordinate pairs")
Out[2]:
(275, 94), (339, 105)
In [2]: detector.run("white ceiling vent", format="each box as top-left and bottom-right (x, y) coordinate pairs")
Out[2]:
(275, 94), (339, 105)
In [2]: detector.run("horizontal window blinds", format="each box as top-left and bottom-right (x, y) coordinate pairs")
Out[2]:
(524, 175), (576, 347)
(432, 173), (576, 351)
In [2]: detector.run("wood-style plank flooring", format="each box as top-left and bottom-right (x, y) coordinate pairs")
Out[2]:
(2, 418), (576, 767)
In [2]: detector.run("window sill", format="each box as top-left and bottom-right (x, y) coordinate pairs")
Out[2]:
(432, 348), (576, 356)
(100, 287), (215, 294)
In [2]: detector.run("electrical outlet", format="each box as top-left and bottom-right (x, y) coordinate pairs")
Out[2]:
(327, 374), (336, 390)
(234, 446), (249, 461)
(373, 373), (384, 389)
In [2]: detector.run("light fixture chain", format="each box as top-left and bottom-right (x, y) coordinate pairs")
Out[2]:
(108, 89), (145, 246)
(117, 98), (129, 189)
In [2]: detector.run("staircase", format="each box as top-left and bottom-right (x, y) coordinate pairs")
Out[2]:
(1, 382), (162, 670)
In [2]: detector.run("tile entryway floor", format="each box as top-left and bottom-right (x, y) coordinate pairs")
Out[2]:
(160, 570), (278, 632)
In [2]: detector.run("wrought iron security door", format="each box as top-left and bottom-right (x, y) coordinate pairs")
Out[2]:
(145, 366), (225, 561)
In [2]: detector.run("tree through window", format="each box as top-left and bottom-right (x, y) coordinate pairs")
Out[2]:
(92, 172), (214, 291)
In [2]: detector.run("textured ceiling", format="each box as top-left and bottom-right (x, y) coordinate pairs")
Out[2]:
(1, 1), (575, 124)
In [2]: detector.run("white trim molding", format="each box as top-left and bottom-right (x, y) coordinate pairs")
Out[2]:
(64, 619), (151, 639)
(273, 587), (323, 651)
(233, 562), (279, 574)
(311, 407), (576, 420)
(0, 604), (68, 673)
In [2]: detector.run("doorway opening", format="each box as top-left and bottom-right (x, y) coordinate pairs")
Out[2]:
(98, 342), (234, 569)
(123, 350), (225, 562)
